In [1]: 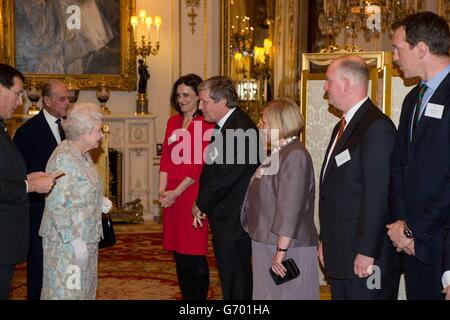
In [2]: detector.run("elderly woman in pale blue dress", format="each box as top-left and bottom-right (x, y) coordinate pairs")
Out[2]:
(39, 103), (110, 300)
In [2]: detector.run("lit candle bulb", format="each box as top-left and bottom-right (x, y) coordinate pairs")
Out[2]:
(145, 16), (152, 42)
(130, 15), (138, 41)
(139, 9), (147, 22)
(154, 16), (162, 42)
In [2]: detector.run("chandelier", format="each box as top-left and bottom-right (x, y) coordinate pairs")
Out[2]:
(319, 0), (423, 43)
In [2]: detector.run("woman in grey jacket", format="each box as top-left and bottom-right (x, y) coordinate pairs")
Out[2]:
(241, 98), (319, 300)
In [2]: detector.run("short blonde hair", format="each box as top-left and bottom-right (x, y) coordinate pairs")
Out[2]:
(263, 98), (304, 139)
(62, 103), (102, 141)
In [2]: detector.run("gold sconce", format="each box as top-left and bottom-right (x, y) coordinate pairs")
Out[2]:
(130, 9), (162, 115)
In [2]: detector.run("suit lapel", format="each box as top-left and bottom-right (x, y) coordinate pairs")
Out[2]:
(320, 122), (339, 183)
(220, 107), (239, 132)
(37, 110), (59, 147)
(321, 101), (370, 183)
(0, 121), (27, 175)
(410, 73), (450, 148)
(205, 108), (239, 165)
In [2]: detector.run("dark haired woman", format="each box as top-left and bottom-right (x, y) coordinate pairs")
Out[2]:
(159, 74), (214, 299)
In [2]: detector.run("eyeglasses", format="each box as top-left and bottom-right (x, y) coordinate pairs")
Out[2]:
(9, 88), (24, 99)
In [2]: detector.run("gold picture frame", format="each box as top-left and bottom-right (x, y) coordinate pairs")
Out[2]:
(439, 0), (450, 24)
(220, 0), (230, 77)
(0, 0), (137, 90)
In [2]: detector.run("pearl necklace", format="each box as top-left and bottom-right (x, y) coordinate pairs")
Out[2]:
(254, 135), (299, 179)
(270, 136), (298, 155)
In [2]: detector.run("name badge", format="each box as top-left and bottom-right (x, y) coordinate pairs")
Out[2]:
(168, 133), (177, 145)
(424, 103), (444, 120)
(335, 149), (351, 167)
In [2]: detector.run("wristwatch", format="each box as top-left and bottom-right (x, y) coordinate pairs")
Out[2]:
(403, 222), (414, 239)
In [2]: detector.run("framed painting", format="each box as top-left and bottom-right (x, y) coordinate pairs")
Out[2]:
(438, 0), (450, 25)
(0, 0), (136, 90)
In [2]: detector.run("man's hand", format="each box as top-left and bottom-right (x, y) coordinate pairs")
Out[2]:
(26, 172), (55, 194)
(443, 285), (450, 300)
(192, 204), (206, 229)
(318, 241), (324, 268)
(403, 240), (415, 256)
(27, 172), (46, 180)
(354, 253), (375, 278)
(387, 220), (413, 252)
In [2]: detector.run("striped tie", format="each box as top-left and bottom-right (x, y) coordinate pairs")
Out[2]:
(335, 116), (346, 145)
(412, 83), (428, 138)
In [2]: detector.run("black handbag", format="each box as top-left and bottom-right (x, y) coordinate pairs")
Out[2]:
(269, 258), (300, 285)
(99, 212), (116, 248)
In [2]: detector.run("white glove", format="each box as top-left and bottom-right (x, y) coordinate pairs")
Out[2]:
(71, 237), (88, 268)
(102, 197), (113, 213)
(443, 271), (450, 288)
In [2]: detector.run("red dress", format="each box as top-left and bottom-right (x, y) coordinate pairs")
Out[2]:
(160, 115), (214, 255)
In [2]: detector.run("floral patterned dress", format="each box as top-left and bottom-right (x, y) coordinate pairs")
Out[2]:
(39, 140), (103, 300)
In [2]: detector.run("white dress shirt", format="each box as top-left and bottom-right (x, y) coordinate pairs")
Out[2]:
(216, 107), (236, 131)
(43, 108), (63, 143)
(322, 97), (368, 180)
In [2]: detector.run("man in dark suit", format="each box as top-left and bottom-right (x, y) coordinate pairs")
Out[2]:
(0, 63), (54, 300)
(318, 56), (398, 299)
(387, 12), (450, 300)
(13, 79), (69, 300)
(192, 76), (260, 300)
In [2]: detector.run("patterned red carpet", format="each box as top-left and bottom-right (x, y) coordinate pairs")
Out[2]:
(10, 226), (222, 300)
(10, 221), (330, 300)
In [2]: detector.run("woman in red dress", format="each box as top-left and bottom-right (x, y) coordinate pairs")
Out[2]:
(159, 74), (214, 300)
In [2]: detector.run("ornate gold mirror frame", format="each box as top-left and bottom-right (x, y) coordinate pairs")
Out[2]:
(0, 0), (137, 90)
(220, 0), (230, 76)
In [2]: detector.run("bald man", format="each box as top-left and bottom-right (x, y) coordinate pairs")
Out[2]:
(318, 56), (399, 299)
(13, 79), (69, 300)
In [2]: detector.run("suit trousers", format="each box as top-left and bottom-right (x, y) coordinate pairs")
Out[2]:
(403, 254), (443, 300)
(173, 251), (209, 300)
(27, 201), (44, 300)
(329, 272), (400, 300)
(0, 264), (16, 300)
(213, 237), (252, 300)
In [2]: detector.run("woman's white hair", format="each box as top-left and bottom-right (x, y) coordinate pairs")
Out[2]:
(61, 103), (102, 141)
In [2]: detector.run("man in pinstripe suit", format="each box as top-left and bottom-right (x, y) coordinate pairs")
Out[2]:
(318, 56), (399, 299)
